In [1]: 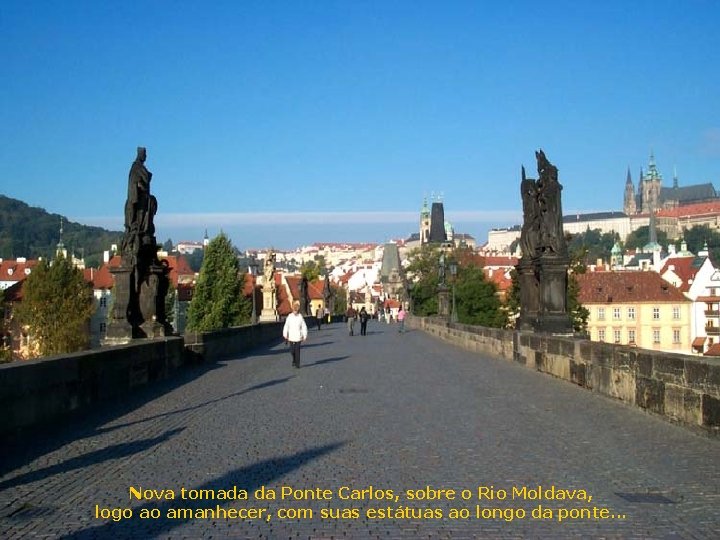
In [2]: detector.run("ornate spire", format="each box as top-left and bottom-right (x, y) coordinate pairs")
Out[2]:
(626, 167), (632, 185)
(647, 150), (662, 181)
(673, 165), (678, 189)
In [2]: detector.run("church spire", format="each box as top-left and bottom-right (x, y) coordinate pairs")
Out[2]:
(673, 165), (679, 189)
(56, 217), (67, 258)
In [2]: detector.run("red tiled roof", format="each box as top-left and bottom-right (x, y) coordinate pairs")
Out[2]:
(659, 256), (702, 293)
(704, 343), (720, 356)
(657, 200), (720, 219)
(576, 271), (688, 304)
(0, 259), (38, 283)
(89, 254), (196, 290)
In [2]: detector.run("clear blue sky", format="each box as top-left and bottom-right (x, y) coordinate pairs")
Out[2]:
(1, 1), (719, 250)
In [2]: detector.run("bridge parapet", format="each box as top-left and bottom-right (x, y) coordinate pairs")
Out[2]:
(0, 322), (285, 436)
(408, 315), (720, 435)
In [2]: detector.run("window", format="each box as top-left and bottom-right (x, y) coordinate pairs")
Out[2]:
(672, 306), (680, 320)
(100, 297), (107, 308)
(653, 307), (660, 320)
(627, 307), (635, 320)
(653, 328), (661, 344)
(100, 323), (106, 333)
(628, 329), (636, 344)
(672, 328), (681, 344)
(598, 328), (606, 342)
(614, 329), (622, 343)
(598, 308), (605, 321)
(613, 308), (621, 320)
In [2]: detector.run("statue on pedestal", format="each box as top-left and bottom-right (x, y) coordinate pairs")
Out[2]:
(516, 150), (572, 334)
(105, 147), (170, 343)
(259, 251), (279, 322)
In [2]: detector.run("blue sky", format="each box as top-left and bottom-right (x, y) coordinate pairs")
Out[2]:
(1, 1), (719, 250)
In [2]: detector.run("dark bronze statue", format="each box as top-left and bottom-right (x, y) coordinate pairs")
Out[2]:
(536, 150), (567, 257)
(300, 277), (310, 315)
(516, 150), (572, 334)
(519, 166), (540, 259)
(106, 147), (170, 342)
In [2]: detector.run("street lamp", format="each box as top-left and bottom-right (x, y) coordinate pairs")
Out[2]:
(248, 259), (259, 324)
(449, 259), (458, 323)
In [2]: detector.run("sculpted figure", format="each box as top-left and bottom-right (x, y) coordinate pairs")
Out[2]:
(263, 251), (276, 291)
(124, 147), (153, 235)
(520, 166), (540, 259)
(535, 150), (566, 256)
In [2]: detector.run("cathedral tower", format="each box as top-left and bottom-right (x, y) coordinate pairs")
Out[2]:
(623, 168), (636, 215)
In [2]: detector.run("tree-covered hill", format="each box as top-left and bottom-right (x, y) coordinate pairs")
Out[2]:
(0, 195), (123, 267)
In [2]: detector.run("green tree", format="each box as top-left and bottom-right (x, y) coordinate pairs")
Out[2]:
(681, 225), (720, 265)
(405, 245), (442, 316)
(454, 265), (507, 327)
(567, 228), (619, 266)
(186, 249), (204, 272)
(624, 226), (668, 251)
(186, 233), (251, 331)
(300, 260), (323, 281)
(333, 286), (347, 315)
(504, 268), (520, 328)
(15, 255), (95, 357)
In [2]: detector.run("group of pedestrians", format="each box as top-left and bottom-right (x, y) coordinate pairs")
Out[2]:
(345, 306), (371, 336)
(282, 301), (407, 369)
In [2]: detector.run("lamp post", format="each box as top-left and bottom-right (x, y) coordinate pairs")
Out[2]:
(449, 259), (458, 324)
(249, 259), (259, 324)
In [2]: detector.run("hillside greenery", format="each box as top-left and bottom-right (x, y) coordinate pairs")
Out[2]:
(0, 195), (124, 267)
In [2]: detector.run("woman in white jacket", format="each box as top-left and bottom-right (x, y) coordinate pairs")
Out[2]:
(283, 300), (308, 368)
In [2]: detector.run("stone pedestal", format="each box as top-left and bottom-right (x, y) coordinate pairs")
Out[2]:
(516, 259), (539, 331)
(138, 263), (171, 338)
(437, 286), (450, 318)
(537, 256), (573, 334)
(259, 288), (278, 322)
(104, 265), (135, 345)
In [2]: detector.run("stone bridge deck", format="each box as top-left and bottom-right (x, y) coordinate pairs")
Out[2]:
(1, 321), (718, 539)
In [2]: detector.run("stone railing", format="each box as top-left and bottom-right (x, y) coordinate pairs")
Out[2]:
(408, 315), (720, 435)
(0, 322), (285, 435)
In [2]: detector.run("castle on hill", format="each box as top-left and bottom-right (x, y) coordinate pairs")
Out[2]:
(623, 152), (718, 214)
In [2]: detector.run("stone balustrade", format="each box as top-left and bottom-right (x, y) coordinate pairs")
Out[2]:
(408, 315), (720, 435)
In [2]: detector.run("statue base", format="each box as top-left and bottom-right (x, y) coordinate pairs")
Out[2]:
(259, 309), (278, 323)
(437, 286), (450, 318)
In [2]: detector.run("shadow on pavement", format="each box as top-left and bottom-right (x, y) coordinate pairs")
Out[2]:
(63, 442), (345, 539)
(93, 376), (294, 435)
(307, 356), (350, 367)
(0, 428), (185, 490)
(0, 343), (294, 478)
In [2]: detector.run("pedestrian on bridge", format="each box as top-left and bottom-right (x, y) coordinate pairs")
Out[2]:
(283, 300), (308, 368)
(346, 306), (357, 336)
(359, 307), (370, 336)
(397, 306), (406, 333)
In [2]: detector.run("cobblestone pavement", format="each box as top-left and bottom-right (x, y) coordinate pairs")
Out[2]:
(1, 321), (719, 539)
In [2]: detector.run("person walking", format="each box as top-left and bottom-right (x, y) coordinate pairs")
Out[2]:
(315, 306), (323, 331)
(346, 306), (357, 336)
(359, 307), (370, 336)
(397, 305), (406, 333)
(283, 300), (308, 368)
